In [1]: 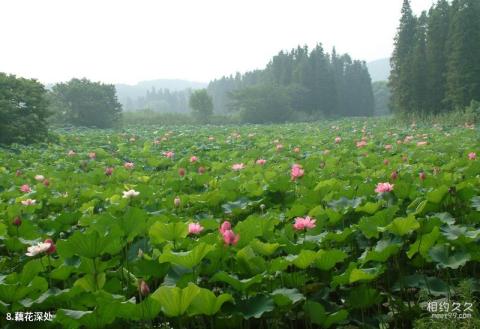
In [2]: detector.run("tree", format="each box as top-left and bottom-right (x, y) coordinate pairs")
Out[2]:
(390, 0), (417, 114)
(49, 78), (122, 128)
(410, 12), (429, 114)
(0, 73), (50, 144)
(207, 43), (374, 118)
(445, 0), (480, 110)
(229, 84), (295, 123)
(426, 0), (450, 113)
(189, 89), (213, 123)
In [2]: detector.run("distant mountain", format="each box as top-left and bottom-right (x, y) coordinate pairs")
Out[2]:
(115, 79), (207, 105)
(367, 58), (391, 82)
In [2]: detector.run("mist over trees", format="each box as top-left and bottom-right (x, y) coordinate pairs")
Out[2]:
(123, 88), (192, 113)
(189, 89), (213, 123)
(390, 0), (480, 115)
(372, 81), (391, 116)
(208, 44), (374, 122)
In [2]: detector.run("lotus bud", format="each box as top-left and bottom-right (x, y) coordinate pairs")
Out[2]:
(139, 280), (150, 296)
(13, 216), (22, 227)
(178, 168), (186, 177)
(174, 197), (181, 207)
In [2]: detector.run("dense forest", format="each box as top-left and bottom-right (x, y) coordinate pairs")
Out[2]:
(208, 45), (374, 120)
(390, 0), (480, 115)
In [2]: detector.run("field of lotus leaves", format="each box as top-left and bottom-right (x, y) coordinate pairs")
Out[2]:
(0, 118), (479, 328)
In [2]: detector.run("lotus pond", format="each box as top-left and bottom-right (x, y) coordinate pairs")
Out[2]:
(0, 118), (479, 328)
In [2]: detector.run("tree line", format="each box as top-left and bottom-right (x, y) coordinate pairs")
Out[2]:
(390, 0), (480, 115)
(123, 88), (191, 113)
(208, 45), (374, 123)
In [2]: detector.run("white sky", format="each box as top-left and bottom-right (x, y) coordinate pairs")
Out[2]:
(0, 0), (435, 85)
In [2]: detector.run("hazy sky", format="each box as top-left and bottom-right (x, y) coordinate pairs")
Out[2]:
(0, 0), (435, 85)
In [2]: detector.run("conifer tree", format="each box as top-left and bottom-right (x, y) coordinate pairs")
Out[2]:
(445, 0), (480, 109)
(390, 0), (417, 114)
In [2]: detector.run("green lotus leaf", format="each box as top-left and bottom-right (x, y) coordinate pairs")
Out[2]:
(385, 215), (420, 236)
(347, 285), (381, 309)
(158, 243), (214, 269)
(250, 239), (281, 256)
(407, 226), (441, 259)
(286, 249), (317, 269)
(429, 244), (471, 269)
(271, 288), (305, 306)
(149, 222), (188, 244)
(188, 288), (233, 316)
(57, 230), (122, 259)
(358, 206), (399, 238)
(150, 282), (200, 317)
(360, 237), (402, 263)
(315, 249), (348, 270)
(228, 294), (274, 319)
(426, 185), (449, 204)
(210, 271), (263, 292)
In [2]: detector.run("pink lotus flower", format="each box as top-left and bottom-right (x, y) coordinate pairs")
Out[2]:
(256, 159), (267, 165)
(44, 239), (56, 255)
(124, 162), (134, 170)
(164, 151), (175, 159)
(335, 137), (342, 144)
(356, 140), (367, 148)
(222, 229), (240, 246)
(290, 164), (304, 181)
(383, 159), (389, 165)
(20, 184), (32, 193)
(21, 199), (36, 206)
(88, 152), (96, 159)
(404, 136), (414, 143)
(188, 223), (204, 235)
(468, 152), (476, 160)
(26, 241), (52, 257)
(43, 179), (50, 187)
(375, 182), (394, 193)
(219, 221), (231, 235)
(232, 163), (245, 171)
(276, 144), (283, 151)
(198, 166), (206, 174)
(293, 147), (300, 153)
(419, 172), (426, 181)
(105, 167), (114, 176)
(67, 150), (76, 156)
(190, 156), (198, 163)
(385, 144), (393, 150)
(293, 216), (316, 231)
